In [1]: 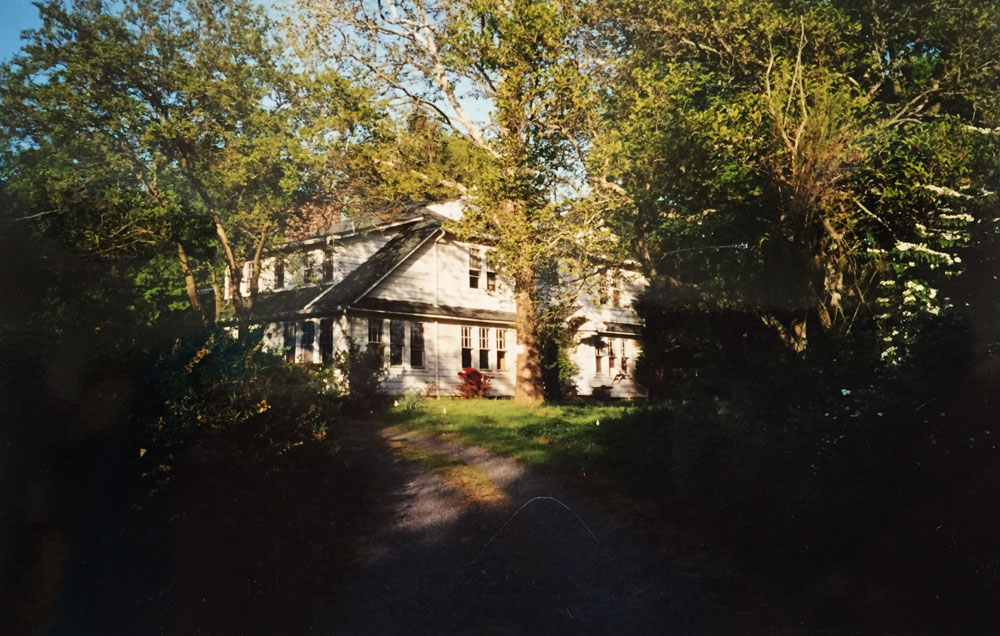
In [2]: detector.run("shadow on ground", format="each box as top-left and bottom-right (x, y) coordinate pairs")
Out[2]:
(13, 416), (714, 636)
(321, 429), (714, 635)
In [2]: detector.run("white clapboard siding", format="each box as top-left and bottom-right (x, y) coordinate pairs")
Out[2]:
(369, 237), (515, 312)
(237, 232), (393, 296)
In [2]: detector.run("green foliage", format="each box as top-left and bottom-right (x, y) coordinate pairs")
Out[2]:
(331, 339), (389, 409)
(539, 313), (583, 399)
(0, 0), (382, 326)
(592, 0), (1000, 351)
(399, 390), (423, 413)
(139, 328), (341, 459)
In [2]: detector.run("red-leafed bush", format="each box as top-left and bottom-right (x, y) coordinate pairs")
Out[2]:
(456, 367), (491, 398)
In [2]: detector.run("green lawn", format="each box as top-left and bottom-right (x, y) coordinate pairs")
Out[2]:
(387, 398), (636, 471)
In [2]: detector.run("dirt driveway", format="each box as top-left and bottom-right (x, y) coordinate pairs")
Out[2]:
(321, 427), (715, 635)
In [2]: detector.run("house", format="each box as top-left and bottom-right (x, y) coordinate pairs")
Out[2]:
(237, 201), (647, 398)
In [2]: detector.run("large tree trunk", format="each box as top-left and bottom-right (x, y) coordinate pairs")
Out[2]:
(176, 241), (202, 314)
(514, 266), (544, 407)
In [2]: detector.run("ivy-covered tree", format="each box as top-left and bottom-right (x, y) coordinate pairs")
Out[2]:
(0, 0), (380, 335)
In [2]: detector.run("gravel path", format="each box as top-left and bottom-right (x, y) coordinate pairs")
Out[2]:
(323, 427), (715, 635)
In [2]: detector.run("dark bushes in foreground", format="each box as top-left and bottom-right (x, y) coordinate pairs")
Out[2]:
(605, 311), (998, 630)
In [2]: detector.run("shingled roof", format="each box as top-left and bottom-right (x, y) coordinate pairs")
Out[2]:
(250, 287), (324, 320)
(306, 218), (444, 314)
(350, 297), (516, 324)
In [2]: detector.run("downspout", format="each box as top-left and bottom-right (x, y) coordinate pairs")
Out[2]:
(434, 239), (441, 397)
(435, 321), (441, 398)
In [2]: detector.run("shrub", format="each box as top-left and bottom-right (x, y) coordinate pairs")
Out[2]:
(400, 390), (422, 413)
(137, 326), (342, 464)
(332, 338), (388, 409)
(456, 367), (491, 398)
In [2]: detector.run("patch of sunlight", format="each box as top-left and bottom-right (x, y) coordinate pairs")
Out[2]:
(390, 441), (510, 506)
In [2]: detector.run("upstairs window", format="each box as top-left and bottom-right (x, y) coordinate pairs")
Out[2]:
(485, 252), (496, 292)
(469, 249), (481, 289)
(410, 321), (424, 368)
(389, 319), (404, 366)
(322, 251), (334, 283)
(478, 328), (490, 369)
(461, 326), (472, 368)
(612, 285), (621, 308)
(496, 329), (507, 371)
(274, 260), (285, 289)
(303, 254), (314, 284)
(368, 318), (383, 350)
(598, 278), (609, 307)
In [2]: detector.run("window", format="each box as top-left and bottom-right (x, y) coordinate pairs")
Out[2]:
(496, 329), (507, 371)
(620, 338), (628, 372)
(303, 254), (313, 283)
(461, 326), (472, 368)
(283, 322), (296, 363)
(274, 260), (285, 289)
(595, 340), (606, 375)
(301, 321), (315, 362)
(485, 252), (496, 291)
(608, 338), (617, 372)
(319, 318), (334, 365)
(598, 278), (609, 306)
(389, 319), (404, 366)
(410, 321), (424, 368)
(612, 286), (621, 308)
(478, 328), (490, 369)
(469, 249), (481, 289)
(322, 251), (334, 283)
(368, 318), (382, 349)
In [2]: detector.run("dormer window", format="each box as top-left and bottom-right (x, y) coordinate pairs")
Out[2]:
(322, 251), (334, 283)
(485, 252), (496, 292)
(274, 260), (285, 289)
(303, 254), (316, 284)
(469, 249), (481, 289)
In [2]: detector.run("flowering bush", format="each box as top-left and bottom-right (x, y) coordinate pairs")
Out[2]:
(456, 367), (491, 398)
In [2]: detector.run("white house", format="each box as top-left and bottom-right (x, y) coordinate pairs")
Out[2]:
(238, 201), (646, 398)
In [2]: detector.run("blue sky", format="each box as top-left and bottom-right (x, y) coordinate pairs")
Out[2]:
(1, 1), (42, 62)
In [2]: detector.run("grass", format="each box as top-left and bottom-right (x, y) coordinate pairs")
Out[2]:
(387, 398), (641, 478)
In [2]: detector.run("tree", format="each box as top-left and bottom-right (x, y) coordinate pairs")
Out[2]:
(287, 0), (611, 405)
(0, 0), (379, 335)
(591, 0), (1000, 354)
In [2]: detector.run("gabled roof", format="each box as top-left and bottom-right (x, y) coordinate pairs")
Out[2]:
(306, 218), (444, 313)
(249, 287), (323, 320)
